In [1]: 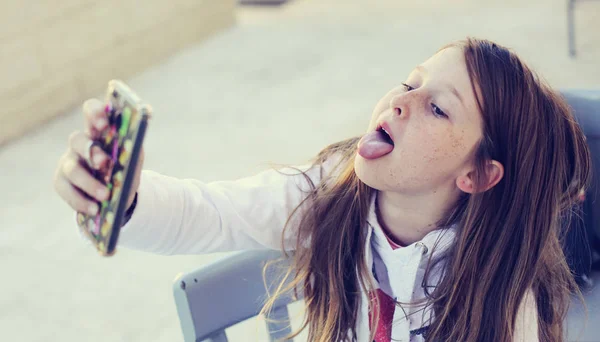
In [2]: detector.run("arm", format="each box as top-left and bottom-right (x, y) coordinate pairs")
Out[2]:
(513, 289), (539, 342)
(116, 155), (344, 255)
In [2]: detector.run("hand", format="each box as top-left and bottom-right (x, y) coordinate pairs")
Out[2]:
(53, 98), (144, 216)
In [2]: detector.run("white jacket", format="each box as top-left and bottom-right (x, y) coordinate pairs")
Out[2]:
(112, 156), (537, 341)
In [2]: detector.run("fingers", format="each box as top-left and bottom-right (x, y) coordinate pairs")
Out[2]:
(54, 174), (101, 216)
(83, 98), (109, 139)
(54, 97), (115, 216)
(68, 130), (109, 169)
(58, 151), (110, 204)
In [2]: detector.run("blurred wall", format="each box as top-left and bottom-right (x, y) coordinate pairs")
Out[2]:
(0, 0), (236, 147)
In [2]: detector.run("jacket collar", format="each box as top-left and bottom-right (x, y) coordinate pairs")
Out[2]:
(356, 192), (457, 341)
(365, 191), (457, 262)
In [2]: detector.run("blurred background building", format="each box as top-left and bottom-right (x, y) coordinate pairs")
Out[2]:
(1, 0), (598, 341)
(0, 0), (235, 146)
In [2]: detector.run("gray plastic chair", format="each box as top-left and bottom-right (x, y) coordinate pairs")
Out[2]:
(173, 250), (299, 342)
(172, 90), (600, 342)
(562, 89), (600, 232)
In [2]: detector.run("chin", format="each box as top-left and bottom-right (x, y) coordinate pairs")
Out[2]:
(353, 155), (384, 191)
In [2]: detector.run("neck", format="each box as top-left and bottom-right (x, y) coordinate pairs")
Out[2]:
(375, 187), (458, 246)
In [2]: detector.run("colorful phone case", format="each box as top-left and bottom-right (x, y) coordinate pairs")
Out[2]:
(76, 80), (152, 257)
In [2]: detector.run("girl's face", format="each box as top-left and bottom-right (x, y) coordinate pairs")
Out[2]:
(355, 47), (483, 195)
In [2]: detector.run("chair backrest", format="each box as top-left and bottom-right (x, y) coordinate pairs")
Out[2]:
(173, 250), (298, 342)
(172, 89), (600, 342)
(561, 89), (600, 279)
(563, 89), (600, 188)
(562, 90), (600, 239)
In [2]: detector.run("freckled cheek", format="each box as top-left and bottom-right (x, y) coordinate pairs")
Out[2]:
(420, 130), (468, 164)
(450, 133), (468, 158)
(412, 130), (446, 162)
(387, 165), (424, 188)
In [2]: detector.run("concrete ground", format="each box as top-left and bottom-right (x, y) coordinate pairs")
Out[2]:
(1, 0), (599, 341)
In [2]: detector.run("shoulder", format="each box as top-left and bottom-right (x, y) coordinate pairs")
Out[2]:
(274, 151), (348, 189)
(513, 289), (539, 342)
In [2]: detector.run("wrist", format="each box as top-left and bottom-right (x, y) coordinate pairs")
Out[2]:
(122, 192), (138, 226)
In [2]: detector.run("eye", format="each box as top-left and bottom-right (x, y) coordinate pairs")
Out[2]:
(402, 83), (449, 119)
(431, 103), (448, 119)
(401, 83), (414, 91)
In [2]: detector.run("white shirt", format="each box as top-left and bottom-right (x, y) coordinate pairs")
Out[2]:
(99, 155), (536, 341)
(104, 156), (455, 341)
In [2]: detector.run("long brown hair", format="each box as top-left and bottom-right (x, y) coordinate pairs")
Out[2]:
(259, 37), (591, 342)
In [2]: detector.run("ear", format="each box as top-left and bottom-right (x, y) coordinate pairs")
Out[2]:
(456, 160), (504, 194)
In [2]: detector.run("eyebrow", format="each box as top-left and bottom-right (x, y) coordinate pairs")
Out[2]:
(415, 65), (465, 107)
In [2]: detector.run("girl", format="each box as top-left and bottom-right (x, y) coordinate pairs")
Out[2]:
(54, 38), (591, 342)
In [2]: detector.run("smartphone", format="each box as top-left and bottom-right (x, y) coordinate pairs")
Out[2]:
(76, 80), (152, 257)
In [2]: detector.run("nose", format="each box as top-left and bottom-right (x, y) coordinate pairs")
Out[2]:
(389, 93), (405, 117)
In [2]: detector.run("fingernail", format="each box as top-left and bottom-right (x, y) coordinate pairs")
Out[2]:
(95, 118), (107, 129)
(97, 188), (108, 199)
(93, 153), (104, 166)
(88, 204), (98, 215)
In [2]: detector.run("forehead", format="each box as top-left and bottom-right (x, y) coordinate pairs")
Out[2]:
(420, 47), (481, 124)
(421, 47), (471, 92)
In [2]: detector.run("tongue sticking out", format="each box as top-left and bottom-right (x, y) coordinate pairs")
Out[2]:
(357, 131), (394, 159)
